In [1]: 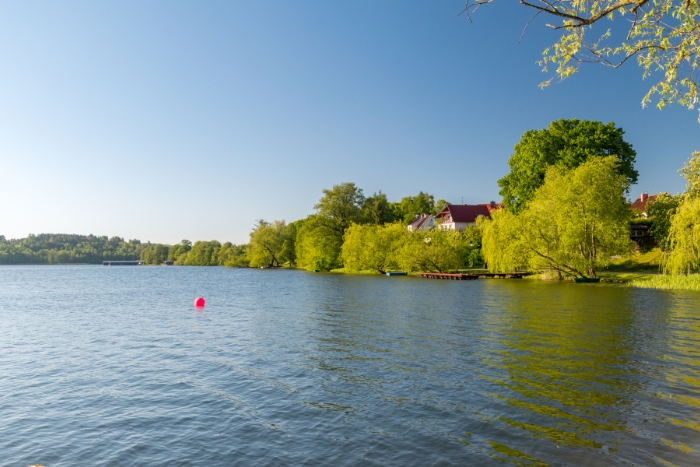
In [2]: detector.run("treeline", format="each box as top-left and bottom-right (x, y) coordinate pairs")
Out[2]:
(251, 119), (642, 277)
(246, 186), (485, 272)
(644, 151), (700, 275)
(473, 119), (641, 279)
(0, 234), (146, 264)
(0, 234), (251, 267)
(140, 240), (248, 267)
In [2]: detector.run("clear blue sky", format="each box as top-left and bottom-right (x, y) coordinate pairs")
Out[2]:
(0, 1), (697, 244)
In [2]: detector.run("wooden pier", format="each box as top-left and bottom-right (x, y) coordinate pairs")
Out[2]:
(420, 273), (478, 280)
(102, 260), (144, 266)
(419, 272), (527, 280)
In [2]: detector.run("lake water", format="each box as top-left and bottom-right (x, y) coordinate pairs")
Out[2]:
(1, 266), (699, 466)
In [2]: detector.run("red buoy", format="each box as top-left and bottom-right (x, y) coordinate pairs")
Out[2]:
(194, 297), (205, 308)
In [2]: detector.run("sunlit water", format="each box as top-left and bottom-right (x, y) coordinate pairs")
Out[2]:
(1, 266), (699, 466)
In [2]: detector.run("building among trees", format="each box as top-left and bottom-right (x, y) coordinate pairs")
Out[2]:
(406, 214), (436, 232)
(436, 203), (500, 232)
(631, 192), (662, 218)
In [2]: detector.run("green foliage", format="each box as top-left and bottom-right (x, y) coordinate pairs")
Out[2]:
(648, 193), (681, 250)
(0, 234), (147, 264)
(361, 192), (395, 225)
(140, 244), (169, 264)
(468, 0), (700, 117)
(481, 210), (531, 273)
(341, 222), (482, 273)
(280, 221), (297, 266)
(218, 242), (250, 267)
(392, 192), (436, 223)
(401, 229), (482, 272)
(680, 151), (700, 197)
(342, 223), (407, 273)
(168, 240), (192, 262)
(498, 119), (638, 213)
(295, 215), (343, 271)
(248, 220), (294, 268)
(434, 199), (449, 214)
(665, 197), (700, 275)
(314, 182), (365, 233)
(485, 157), (632, 278)
(184, 241), (221, 266)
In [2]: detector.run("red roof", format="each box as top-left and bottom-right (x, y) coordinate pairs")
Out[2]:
(631, 194), (660, 213)
(436, 204), (492, 223)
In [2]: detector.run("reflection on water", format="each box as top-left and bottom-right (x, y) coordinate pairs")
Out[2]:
(0, 267), (699, 466)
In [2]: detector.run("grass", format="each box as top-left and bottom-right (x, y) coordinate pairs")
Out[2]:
(628, 274), (700, 291)
(605, 248), (663, 272)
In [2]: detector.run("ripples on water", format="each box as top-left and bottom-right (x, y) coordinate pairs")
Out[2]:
(1, 266), (699, 466)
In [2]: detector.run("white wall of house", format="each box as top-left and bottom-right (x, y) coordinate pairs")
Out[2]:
(439, 222), (474, 232)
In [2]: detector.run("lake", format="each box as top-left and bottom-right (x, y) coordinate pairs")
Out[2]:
(1, 265), (699, 466)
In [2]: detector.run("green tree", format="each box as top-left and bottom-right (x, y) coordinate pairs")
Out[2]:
(466, 0), (700, 118)
(280, 221), (298, 266)
(680, 151), (700, 197)
(218, 242), (250, 267)
(434, 199), (449, 214)
(249, 220), (288, 268)
(362, 191), (395, 225)
(295, 215), (343, 271)
(342, 223), (407, 274)
(140, 244), (169, 264)
(314, 182), (365, 233)
(648, 193), (681, 251)
(481, 210), (531, 273)
(393, 192), (436, 223)
(498, 119), (638, 213)
(665, 197), (700, 275)
(184, 241), (221, 266)
(485, 157), (632, 278)
(168, 240), (192, 263)
(399, 230), (476, 273)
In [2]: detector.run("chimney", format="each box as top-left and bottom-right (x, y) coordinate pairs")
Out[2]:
(490, 200), (496, 209)
(641, 192), (648, 203)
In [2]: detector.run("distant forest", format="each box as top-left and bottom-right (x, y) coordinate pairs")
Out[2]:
(0, 234), (247, 266)
(0, 234), (147, 264)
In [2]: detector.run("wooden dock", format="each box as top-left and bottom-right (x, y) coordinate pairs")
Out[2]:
(419, 272), (527, 280)
(102, 260), (144, 266)
(419, 273), (478, 280)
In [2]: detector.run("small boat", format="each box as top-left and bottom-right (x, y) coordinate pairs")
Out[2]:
(574, 277), (600, 283)
(386, 271), (408, 276)
(312, 269), (320, 273)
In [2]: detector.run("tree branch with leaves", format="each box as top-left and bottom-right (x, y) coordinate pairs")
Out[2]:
(465, 0), (700, 118)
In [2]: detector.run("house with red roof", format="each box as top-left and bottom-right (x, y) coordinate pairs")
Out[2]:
(435, 202), (501, 232)
(631, 192), (661, 218)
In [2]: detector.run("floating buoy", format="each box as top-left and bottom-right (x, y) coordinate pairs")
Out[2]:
(194, 297), (205, 308)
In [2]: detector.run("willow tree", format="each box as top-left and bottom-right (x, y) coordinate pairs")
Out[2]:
(484, 157), (632, 278)
(249, 220), (290, 268)
(664, 151), (700, 274)
(341, 223), (407, 274)
(399, 230), (478, 273)
(665, 198), (700, 274)
(465, 0), (700, 117)
(295, 215), (344, 271)
(498, 119), (637, 213)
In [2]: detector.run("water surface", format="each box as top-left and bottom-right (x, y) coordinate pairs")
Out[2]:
(1, 266), (699, 466)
